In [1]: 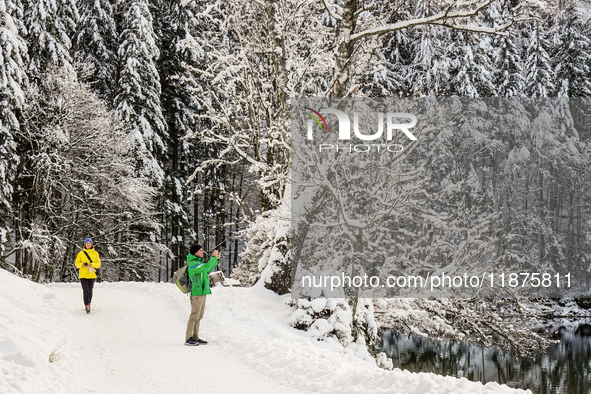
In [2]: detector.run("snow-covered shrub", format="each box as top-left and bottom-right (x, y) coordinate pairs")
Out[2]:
(286, 298), (352, 344)
(13, 223), (66, 282)
(352, 298), (379, 349)
(230, 215), (266, 287)
(376, 352), (393, 370)
(286, 296), (379, 350)
(235, 184), (291, 294)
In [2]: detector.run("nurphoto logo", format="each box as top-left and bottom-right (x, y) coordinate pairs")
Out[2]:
(303, 107), (418, 153)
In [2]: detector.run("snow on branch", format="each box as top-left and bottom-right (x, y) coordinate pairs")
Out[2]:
(322, 0), (342, 21)
(349, 0), (523, 43)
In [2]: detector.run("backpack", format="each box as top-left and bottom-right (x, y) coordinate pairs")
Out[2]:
(173, 264), (192, 294)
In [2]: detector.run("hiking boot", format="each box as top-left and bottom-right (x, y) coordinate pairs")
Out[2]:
(184, 338), (198, 346)
(85, 305), (91, 314)
(196, 339), (208, 345)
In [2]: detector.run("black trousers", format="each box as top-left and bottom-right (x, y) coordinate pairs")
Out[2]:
(80, 278), (95, 306)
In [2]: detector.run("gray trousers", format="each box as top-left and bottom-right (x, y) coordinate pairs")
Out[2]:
(185, 295), (207, 341)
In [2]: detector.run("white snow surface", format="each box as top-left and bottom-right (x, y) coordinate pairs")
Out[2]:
(0, 269), (531, 393)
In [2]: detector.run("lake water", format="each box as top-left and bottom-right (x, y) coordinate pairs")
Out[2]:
(381, 320), (591, 394)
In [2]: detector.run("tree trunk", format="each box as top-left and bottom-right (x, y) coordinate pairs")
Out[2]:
(332, 0), (359, 97)
(265, 0), (288, 107)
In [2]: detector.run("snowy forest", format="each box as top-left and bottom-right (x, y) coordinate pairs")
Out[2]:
(1, 0), (591, 376)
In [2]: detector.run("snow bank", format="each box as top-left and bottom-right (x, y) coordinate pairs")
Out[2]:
(0, 269), (531, 393)
(0, 270), (88, 394)
(209, 281), (531, 393)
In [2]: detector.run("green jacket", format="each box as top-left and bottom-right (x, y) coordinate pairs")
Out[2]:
(187, 253), (219, 296)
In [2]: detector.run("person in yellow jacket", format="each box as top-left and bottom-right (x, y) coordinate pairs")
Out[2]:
(74, 238), (101, 314)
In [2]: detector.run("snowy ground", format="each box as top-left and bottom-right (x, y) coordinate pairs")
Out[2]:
(0, 269), (531, 393)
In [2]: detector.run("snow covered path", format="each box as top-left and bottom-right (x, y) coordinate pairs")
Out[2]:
(48, 282), (299, 394)
(1, 270), (532, 393)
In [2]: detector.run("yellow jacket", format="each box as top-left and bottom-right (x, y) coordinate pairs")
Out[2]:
(75, 248), (101, 279)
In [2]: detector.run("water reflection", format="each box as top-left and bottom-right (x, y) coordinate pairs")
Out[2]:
(381, 320), (591, 394)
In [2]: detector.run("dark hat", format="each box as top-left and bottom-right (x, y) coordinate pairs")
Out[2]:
(190, 244), (203, 255)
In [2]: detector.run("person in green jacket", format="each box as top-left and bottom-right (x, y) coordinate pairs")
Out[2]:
(185, 244), (220, 346)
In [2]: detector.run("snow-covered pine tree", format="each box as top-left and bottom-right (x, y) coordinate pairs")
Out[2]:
(493, 32), (526, 97)
(407, 24), (452, 96)
(22, 0), (78, 79)
(0, 0), (27, 259)
(405, 1), (452, 97)
(524, 22), (555, 98)
(447, 29), (497, 97)
(75, 0), (119, 101)
(518, 7), (591, 278)
(11, 0), (78, 274)
(487, 1), (525, 97)
(238, 182), (291, 293)
(114, 0), (167, 188)
(150, 0), (207, 274)
(554, 6), (591, 97)
(363, 6), (413, 97)
(550, 97), (588, 278)
(551, 6), (591, 278)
